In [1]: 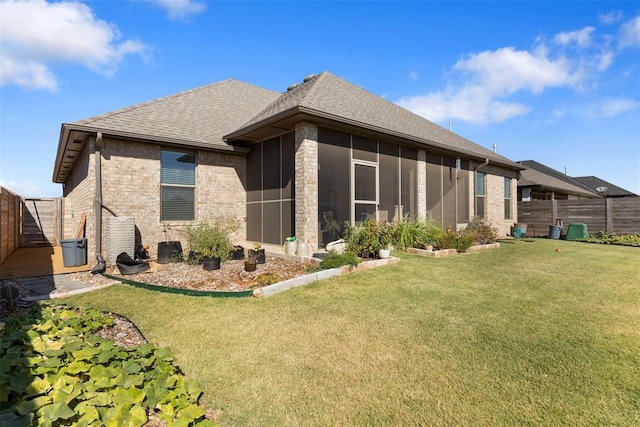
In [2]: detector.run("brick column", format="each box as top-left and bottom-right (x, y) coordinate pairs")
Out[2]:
(417, 149), (427, 220)
(294, 121), (319, 252)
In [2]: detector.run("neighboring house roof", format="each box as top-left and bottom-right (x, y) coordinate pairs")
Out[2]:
(53, 80), (280, 183)
(573, 176), (638, 197)
(226, 71), (524, 170)
(517, 160), (600, 198)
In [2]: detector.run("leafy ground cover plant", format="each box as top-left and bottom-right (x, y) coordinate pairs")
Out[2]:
(577, 231), (640, 247)
(0, 303), (213, 426)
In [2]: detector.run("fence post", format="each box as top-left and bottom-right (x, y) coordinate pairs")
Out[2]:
(605, 198), (613, 234)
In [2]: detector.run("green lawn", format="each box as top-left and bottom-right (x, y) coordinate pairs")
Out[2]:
(66, 239), (640, 426)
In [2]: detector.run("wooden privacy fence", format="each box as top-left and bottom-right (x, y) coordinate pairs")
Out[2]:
(0, 186), (64, 265)
(517, 198), (640, 237)
(1, 187), (21, 265)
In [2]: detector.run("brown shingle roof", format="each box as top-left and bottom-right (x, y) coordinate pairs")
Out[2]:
(517, 161), (599, 197)
(573, 176), (638, 197)
(74, 79), (281, 147)
(226, 71), (523, 169)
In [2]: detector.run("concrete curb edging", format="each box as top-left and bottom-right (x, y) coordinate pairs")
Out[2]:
(23, 282), (120, 302)
(253, 256), (400, 297)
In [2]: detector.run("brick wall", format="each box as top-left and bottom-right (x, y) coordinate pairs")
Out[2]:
(63, 137), (248, 259)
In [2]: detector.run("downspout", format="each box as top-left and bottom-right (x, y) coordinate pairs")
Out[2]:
(95, 132), (103, 257)
(474, 158), (489, 172)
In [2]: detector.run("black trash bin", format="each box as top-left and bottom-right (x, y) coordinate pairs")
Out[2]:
(60, 238), (88, 267)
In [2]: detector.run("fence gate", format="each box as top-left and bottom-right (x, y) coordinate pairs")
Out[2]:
(22, 198), (63, 247)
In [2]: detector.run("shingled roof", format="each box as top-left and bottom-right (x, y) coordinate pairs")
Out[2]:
(53, 80), (280, 182)
(226, 71), (523, 169)
(573, 176), (638, 197)
(517, 160), (599, 198)
(76, 79), (279, 147)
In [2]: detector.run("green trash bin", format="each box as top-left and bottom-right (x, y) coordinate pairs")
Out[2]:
(60, 238), (88, 267)
(565, 223), (589, 241)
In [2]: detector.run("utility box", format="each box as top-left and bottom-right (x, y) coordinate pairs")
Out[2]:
(60, 238), (88, 267)
(565, 223), (589, 241)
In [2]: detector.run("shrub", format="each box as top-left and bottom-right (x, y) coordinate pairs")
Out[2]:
(467, 217), (498, 245)
(436, 228), (457, 250)
(454, 229), (476, 252)
(435, 227), (474, 252)
(180, 217), (239, 262)
(319, 250), (360, 269)
(343, 219), (382, 258)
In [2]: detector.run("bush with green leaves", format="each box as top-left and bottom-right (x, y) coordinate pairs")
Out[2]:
(466, 217), (499, 245)
(435, 227), (475, 252)
(0, 303), (214, 426)
(319, 250), (361, 269)
(181, 217), (239, 263)
(343, 219), (382, 258)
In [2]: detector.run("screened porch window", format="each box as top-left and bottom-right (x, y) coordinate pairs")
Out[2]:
(161, 150), (195, 221)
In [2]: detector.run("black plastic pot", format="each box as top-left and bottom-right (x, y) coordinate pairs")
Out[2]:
(203, 256), (221, 271)
(249, 249), (265, 264)
(157, 241), (183, 264)
(230, 246), (245, 260)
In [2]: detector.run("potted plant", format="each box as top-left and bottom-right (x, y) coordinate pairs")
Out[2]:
(378, 223), (393, 259)
(248, 242), (265, 264)
(180, 218), (238, 270)
(244, 255), (257, 272)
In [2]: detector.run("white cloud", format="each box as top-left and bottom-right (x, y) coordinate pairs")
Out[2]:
(396, 47), (580, 124)
(597, 98), (639, 117)
(619, 15), (640, 48)
(408, 70), (419, 81)
(395, 16), (640, 125)
(148, 0), (206, 21)
(599, 11), (624, 25)
(554, 26), (595, 47)
(0, 0), (147, 91)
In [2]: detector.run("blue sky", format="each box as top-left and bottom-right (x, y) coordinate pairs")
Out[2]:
(1, 0), (639, 197)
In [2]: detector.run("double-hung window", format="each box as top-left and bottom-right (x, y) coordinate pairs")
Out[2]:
(504, 177), (511, 220)
(161, 150), (195, 221)
(475, 172), (486, 218)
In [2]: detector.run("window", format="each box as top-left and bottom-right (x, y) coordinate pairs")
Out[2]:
(504, 177), (511, 219)
(161, 150), (195, 221)
(475, 172), (485, 218)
